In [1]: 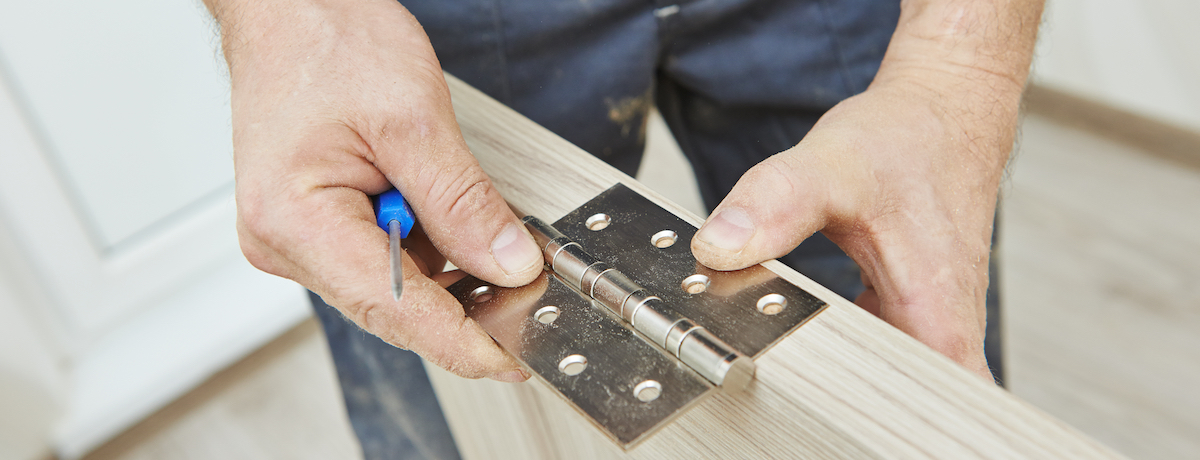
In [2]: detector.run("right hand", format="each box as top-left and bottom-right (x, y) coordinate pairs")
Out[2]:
(209, 0), (544, 381)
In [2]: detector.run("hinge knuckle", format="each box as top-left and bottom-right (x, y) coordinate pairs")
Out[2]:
(530, 217), (754, 389)
(592, 270), (640, 313)
(680, 328), (755, 389)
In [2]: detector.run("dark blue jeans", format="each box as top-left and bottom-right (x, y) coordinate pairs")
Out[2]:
(311, 1), (1004, 458)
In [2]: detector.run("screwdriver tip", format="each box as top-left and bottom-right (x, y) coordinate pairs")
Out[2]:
(387, 219), (404, 302)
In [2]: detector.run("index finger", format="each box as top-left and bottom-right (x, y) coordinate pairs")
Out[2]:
(240, 185), (526, 381)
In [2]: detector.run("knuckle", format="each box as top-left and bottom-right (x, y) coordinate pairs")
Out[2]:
(930, 331), (981, 365)
(744, 157), (799, 196)
(345, 297), (378, 333)
(371, 58), (447, 117)
(343, 296), (414, 350)
(402, 57), (450, 98)
(236, 224), (274, 273)
(235, 187), (276, 242)
(423, 317), (493, 378)
(424, 163), (496, 222)
(234, 194), (289, 276)
(887, 296), (984, 365)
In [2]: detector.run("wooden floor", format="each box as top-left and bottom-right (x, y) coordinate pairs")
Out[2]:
(1003, 114), (1200, 459)
(79, 320), (361, 460)
(81, 112), (1200, 460)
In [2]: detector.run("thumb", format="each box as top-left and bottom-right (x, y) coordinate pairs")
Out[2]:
(692, 153), (833, 270)
(369, 76), (543, 288)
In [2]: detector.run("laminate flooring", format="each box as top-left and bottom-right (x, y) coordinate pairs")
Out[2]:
(1003, 114), (1200, 459)
(80, 320), (361, 460)
(81, 112), (1200, 460)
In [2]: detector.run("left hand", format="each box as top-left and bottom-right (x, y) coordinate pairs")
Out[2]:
(692, 72), (1019, 380)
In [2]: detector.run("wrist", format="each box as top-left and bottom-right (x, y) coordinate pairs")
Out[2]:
(864, 68), (1023, 174)
(205, 0), (427, 77)
(888, 0), (1043, 87)
(864, 0), (1043, 168)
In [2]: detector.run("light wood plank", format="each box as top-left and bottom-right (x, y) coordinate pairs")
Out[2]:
(426, 75), (1123, 459)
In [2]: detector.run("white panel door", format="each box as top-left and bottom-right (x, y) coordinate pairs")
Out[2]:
(0, 1), (311, 457)
(0, 0), (242, 339)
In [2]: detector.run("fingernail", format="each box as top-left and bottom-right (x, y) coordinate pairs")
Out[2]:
(491, 223), (542, 275)
(696, 208), (754, 251)
(490, 369), (529, 383)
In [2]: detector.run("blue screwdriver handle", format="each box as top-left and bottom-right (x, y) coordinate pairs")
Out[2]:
(373, 188), (415, 238)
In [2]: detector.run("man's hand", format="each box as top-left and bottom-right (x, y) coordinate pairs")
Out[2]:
(205, 0), (543, 382)
(693, 0), (1043, 379)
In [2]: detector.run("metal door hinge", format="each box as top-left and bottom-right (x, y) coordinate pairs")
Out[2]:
(447, 184), (826, 448)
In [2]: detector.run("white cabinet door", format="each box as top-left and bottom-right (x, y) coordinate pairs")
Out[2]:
(0, 1), (310, 457)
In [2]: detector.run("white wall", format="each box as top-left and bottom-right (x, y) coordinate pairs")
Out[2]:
(1034, 0), (1200, 132)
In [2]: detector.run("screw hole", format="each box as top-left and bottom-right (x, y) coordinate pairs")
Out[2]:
(470, 285), (494, 303)
(585, 213), (611, 231)
(534, 306), (560, 324)
(756, 294), (787, 315)
(651, 230), (678, 248)
(558, 354), (588, 376)
(634, 380), (663, 402)
(681, 274), (710, 294)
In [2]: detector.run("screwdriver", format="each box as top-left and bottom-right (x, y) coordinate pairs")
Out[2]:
(373, 188), (416, 300)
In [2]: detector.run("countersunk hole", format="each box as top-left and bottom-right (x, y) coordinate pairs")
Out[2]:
(585, 213), (611, 231)
(651, 230), (678, 248)
(470, 285), (494, 303)
(634, 380), (663, 402)
(534, 306), (560, 324)
(681, 274), (710, 294)
(558, 354), (588, 376)
(756, 293), (787, 315)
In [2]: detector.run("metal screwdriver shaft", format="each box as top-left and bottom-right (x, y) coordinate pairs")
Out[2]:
(374, 188), (416, 301)
(388, 219), (404, 300)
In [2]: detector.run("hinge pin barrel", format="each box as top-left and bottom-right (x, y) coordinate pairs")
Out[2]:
(590, 269), (641, 314)
(523, 216), (755, 390)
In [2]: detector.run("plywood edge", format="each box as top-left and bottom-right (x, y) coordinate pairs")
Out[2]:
(431, 74), (1124, 459)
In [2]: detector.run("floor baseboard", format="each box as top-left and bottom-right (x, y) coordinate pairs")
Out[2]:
(1023, 84), (1200, 172)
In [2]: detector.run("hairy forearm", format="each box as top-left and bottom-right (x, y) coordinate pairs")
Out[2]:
(883, 0), (1044, 87)
(201, 0), (430, 75)
(873, 0), (1045, 165)
(200, 0), (271, 63)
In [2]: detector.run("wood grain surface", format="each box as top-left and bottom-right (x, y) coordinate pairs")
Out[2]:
(426, 75), (1124, 459)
